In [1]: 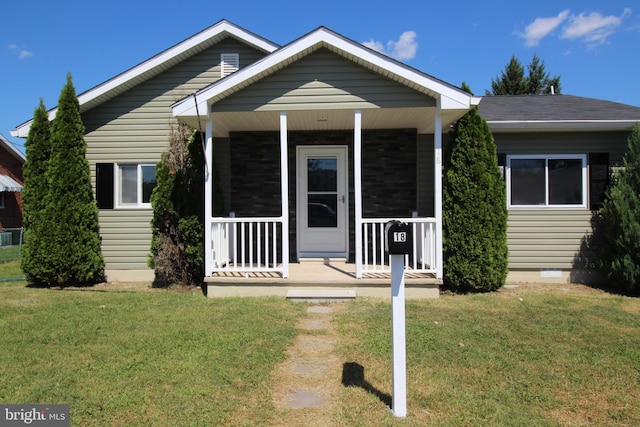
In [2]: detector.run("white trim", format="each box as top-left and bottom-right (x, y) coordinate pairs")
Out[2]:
(13, 20), (279, 138)
(173, 27), (472, 117)
(354, 110), (363, 279)
(487, 120), (640, 133)
(434, 98), (443, 279)
(204, 117), (213, 276)
(0, 134), (25, 161)
(280, 112), (289, 278)
(506, 154), (588, 209)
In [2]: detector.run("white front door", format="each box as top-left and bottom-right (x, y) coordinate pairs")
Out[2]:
(297, 146), (348, 257)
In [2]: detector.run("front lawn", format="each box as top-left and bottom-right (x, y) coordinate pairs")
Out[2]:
(1, 270), (639, 426)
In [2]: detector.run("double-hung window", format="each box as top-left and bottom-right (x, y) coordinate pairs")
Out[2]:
(117, 164), (156, 207)
(507, 154), (587, 208)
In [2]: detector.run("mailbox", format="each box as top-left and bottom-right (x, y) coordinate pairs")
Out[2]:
(385, 221), (413, 255)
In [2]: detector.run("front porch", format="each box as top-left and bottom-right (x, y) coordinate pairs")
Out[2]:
(205, 257), (441, 299)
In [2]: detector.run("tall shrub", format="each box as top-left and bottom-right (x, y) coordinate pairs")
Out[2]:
(593, 124), (640, 293)
(443, 85), (508, 292)
(39, 74), (104, 285)
(21, 99), (51, 283)
(149, 121), (204, 286)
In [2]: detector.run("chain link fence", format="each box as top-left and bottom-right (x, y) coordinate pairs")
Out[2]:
(0, 228), (24, 264)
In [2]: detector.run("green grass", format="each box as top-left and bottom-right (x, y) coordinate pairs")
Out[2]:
(0, 280), (304, 426)
(2, 265), (639, 426)
(333, 290), (640, 426)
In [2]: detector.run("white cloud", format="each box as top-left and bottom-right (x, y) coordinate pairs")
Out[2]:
(519, 9), (632, 48)
(8, 43), (34, 59)
(362, 31), (418, 60)
(561, 8), (631, 45)
(521, 10), (570, 46)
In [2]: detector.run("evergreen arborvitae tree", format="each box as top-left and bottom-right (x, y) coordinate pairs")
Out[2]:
(149, 121), (204, 286)
(21, 99), (51, 284)
(443, 84), (508, 292)
(593, 124), (640, 294)
(39, 73), (104, 285)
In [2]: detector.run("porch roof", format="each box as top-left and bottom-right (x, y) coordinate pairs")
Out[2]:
(172, 26), (477, 135)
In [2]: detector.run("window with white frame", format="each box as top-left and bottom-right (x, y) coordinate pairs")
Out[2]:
(117, 164), (156, 207)
(507, 154), (587, 208)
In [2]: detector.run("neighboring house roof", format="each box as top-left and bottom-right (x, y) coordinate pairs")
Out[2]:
(172, 26), (477, 134)
(478, 94), (640, 132)
(0, 134), (26, 163)
(11, 20), (280, 138)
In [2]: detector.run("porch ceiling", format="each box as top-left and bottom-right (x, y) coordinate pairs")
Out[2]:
(186, 107), (463, 137)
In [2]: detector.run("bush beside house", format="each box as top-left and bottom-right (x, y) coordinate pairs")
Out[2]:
(443, 86), (508, 292)
(592, 123), (640, 294)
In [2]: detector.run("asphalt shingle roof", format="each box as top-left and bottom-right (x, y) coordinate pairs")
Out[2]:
(477, 94), (640, 122)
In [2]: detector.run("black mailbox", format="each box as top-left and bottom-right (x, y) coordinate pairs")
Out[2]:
(385, 221), (413, 255)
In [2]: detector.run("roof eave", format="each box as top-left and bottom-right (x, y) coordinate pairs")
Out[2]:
(173, 27), (473, 118)
(487, 120), (640, 133)
(13, 20), (280, 138)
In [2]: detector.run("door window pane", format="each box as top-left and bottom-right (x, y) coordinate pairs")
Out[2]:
(308, 195), (337, 228)
(308, 158), (337, 192)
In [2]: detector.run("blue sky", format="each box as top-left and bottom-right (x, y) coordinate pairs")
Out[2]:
(2, 1), (639, 153)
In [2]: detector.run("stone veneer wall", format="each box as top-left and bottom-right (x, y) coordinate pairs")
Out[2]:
(229, 129), (418, 262)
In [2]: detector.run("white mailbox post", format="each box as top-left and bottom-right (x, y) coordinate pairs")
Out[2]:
(385, 221), (412, 418)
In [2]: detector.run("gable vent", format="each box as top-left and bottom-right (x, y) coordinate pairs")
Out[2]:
(221, 53), (239, 78)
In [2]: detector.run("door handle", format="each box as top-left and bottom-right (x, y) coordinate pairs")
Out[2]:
(340, 195), (345, 203)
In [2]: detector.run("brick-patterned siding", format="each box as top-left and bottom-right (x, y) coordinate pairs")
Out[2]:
(229, 129), (418, 262)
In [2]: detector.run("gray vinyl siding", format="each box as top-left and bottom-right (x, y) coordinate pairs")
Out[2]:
(213, 48), (435, 112)
(83, 38), (268, 270)
(494, 130), (629, 270)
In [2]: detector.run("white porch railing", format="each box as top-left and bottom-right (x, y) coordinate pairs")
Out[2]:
(360, 217), (437, 276)
(211, 217), (286, 276)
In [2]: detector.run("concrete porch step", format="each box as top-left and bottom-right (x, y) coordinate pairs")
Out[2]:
(286, 288), (356, 302)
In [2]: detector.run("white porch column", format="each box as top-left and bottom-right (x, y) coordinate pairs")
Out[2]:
(204, 114), (214, 277)
(354, 110), (363, 279)
(280, 112), (290, 278)
(434, 98), (443, 279)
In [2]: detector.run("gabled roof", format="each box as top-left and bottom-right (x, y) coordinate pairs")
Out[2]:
(478, 94), (640, 132)
(0, 134), (25, 163)
(172, 26), (475, 118)
(12, 20), (279, 138)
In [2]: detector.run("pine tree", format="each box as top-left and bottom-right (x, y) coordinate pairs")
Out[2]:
(443, 83), (508, 292)
(149, 121), (204, 286)
(488, 54), (561, 95)
(593, 124), (640, 294)
(489, 55), (526, 95)
(21, 99), (51, 284)
(39, 73), (104, 285)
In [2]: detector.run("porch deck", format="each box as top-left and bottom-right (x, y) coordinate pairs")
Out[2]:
(204, 258), (441, 299)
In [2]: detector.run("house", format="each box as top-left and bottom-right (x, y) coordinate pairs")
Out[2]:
(0, 134), (25, 235)
(478, 95), (640, 284)
(11, 20), (640, 291)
